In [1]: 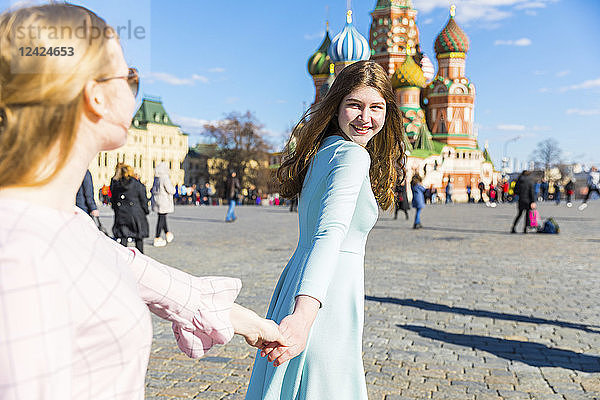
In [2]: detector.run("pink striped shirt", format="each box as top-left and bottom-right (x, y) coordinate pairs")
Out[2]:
(0, 199), (241, 399)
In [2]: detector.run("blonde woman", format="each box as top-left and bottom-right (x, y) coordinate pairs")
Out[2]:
(151, 161), (175, 246)
(111, 163), (149, 252)
(0, 4), (284, 398)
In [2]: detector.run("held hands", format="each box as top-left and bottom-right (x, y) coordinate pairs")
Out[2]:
(229, 304), (287, 351)
(242, 317), (284, 350)
(262, 312), (311, 367)
(261, 295), (320, 367)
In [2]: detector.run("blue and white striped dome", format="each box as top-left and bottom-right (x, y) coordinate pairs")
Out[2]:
(327, 10), (370, 63)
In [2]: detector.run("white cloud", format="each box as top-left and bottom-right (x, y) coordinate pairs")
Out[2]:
(496, 124), (525, 131)
(191, 74), (209, 83)
(494, 38), (532, 46)
(423, 18), (434, 24)
(170, 114), (218, 135)
(555, 70), (570, 77)
(525, 10), (537, 16)
(413, 0), (557, 23)
(538, 88), (550, 93)
(208, 67), (225, 73)
(566, 108), (600, 116)
(515, 1), (547, 9)
(560, 77), (600, 91)
(533, 70), (546, 75)
(304, 31), (325, 40)
(226, 97), (239, 104)
(145, 72), (209, 86)
(275, 99), (287, 104)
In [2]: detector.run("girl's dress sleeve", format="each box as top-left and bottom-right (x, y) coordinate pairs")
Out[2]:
(119, 246), (241, 358)
(295, 142), (371, 305)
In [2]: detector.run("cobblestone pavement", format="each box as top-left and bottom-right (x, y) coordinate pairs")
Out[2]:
(99, 200), (600, 400)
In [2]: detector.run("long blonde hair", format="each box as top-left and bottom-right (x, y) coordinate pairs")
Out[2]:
(277, 60), (407, 210)
(0, 4), (117, 189)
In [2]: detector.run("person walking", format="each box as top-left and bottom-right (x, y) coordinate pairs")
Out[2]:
(246, 61), (407, 399)
(200, 182), (213, 205)
(466, 183), (472, 203)
(411, 175), (426, 229)
(578, 166), (600, 210)
(110, 164), (149, 253)
(0, 5), (286, 398)
(289, 195), (298, 212)
(553, 181), (562, 205)
(511, 170), (537, 233)
(565, 178), (575, 207)
(394, 179), (410, 220)
(445, 175), (453, 203)
(478, 181), (485, 203)
(225, 171), (240, 222)
(151, 162), (176, 247)
(76, 169), (99, 217)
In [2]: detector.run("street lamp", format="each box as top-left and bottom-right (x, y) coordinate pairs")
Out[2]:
(502, 135), (522, 175)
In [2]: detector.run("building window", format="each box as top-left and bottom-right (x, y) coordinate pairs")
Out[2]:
(140, 155), (143, 168)
(152, 160), (156, 168)
(97, 153), (101, 166)
(104, 153), (108, 166)
(133, 154), (137, 167)
(153, 137), (156, 144)
(169, 161), (172, 169)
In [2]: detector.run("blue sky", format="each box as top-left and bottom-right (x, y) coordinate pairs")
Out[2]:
(3, 0), (600, 167)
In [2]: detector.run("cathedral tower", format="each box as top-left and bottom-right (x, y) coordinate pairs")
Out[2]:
(369, 0), (420, 75)
(392, 47), (432, 151)
(307, 24), (332, 104)
(426, 5), (477, 149)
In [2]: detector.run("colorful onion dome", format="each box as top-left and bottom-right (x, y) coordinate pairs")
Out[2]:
(391, 52), (426, 89)
(327, 10), (370, 63)
(307, 27), (332, 76)
(420, 53), (435, 82)
(434, 5), (470, 54)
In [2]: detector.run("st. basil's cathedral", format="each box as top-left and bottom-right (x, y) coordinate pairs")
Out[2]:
(307, 1), (497, 201)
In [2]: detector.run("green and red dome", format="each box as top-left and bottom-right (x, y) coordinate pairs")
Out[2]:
(434, 15), (469, 54)
(307, 30), (332, 76)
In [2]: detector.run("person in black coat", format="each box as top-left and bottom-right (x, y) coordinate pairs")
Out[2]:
(76, 169), (99, 217)
(110, 164), (149, 252)
(394, 180), (410, 220)
(511, 170), (537, 234)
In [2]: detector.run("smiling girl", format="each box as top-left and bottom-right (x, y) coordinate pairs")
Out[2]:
(246, 60), (407, 399)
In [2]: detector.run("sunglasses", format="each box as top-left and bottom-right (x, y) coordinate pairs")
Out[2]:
(96, 67), (139, 97)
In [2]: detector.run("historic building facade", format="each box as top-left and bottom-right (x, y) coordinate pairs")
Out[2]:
(88, 97), (188, 196)
(306, 1), (498, 201)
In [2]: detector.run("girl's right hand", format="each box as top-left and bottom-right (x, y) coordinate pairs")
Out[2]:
(263, 312), (311, 367)
(262, 295), (320, 367)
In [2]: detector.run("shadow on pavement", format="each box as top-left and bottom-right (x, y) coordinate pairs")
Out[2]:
(169, 216), (224, 223)
(398, 324), (600, 373)
(365, 296), (600, 333)
(372, 225), (511, 235)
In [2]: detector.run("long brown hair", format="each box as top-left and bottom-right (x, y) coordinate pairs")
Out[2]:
(0, 4), (117, 189)
(276, 60), (406, 210)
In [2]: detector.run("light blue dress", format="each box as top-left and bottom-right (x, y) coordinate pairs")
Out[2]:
(246, 135), (378, 399)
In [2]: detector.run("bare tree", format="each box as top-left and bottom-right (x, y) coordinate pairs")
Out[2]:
(204, 112), (273, 197)
(530, 138), (562, 172)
